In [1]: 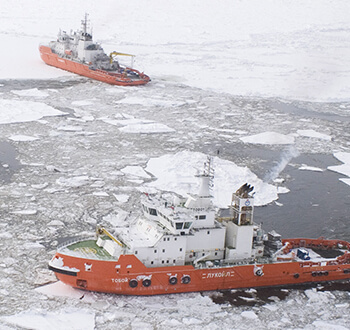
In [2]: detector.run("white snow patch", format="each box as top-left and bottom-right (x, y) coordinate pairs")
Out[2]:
(240, 132), (295, 145)
(0, 99), (64, 124)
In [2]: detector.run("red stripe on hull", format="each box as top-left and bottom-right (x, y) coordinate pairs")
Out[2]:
(51, 250), (350, 296)
(39, 46), (150, 86)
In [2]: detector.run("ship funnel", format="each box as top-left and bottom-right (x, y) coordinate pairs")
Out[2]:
(236, 183), (254, 198)
(231, 183), (255, 225)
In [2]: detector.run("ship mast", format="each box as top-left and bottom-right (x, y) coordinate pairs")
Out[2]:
(196, 156), (214, 198)
(80, 13), (92, 41)
(81, 13), (88, 35)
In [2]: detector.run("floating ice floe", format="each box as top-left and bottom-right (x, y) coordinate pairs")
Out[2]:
(102, 116), (175, 134)
(312, 321), (349, 330)
(71, 100), (94, 106)
(0, 232), (13, 239)
(92, 191), (109, 197)
(11, 88), (49, 98)
(11, 209), (37, 215)
(145, 150), (279, 207)
(328, 152), (350, 186)
(297, 129), (332, 141)
(9, 135), (39, 142)
(47, 220), (65, 226)
(57, 125), (83, 132)
(0, 99), (64, 124)
(56, 176), (91, 187)
(241, 311), (258, 320)
(240, 132), (295, 145)
(113, 194), (130, 203)
(115, 96), (187, 107)
(2, 309), (95, 330)
(121, 165), (151, 178)
(299, 164), (324, 172)
(119, 122), (175, 134)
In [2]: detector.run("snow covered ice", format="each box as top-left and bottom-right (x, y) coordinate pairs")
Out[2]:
(1, 0), (350, 329)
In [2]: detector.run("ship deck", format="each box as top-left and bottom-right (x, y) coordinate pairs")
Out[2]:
(58, 237), (346, 266)
(61, 239), (117, 260)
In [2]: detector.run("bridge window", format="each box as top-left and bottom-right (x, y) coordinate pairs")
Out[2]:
(184, 222), (192, 229)
(149, 208), (157, 216)
(176, 222), (183, 230)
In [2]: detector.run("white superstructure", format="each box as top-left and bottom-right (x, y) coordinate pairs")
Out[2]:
(48, 14), (120, 70)
(97, 157), (266, 268)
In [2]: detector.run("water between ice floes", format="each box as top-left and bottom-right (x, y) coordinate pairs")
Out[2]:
(0, 78), (349, 329)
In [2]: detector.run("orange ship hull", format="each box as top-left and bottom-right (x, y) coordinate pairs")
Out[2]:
(49, 238), (350, 295)
(39, 45), (150, 86)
